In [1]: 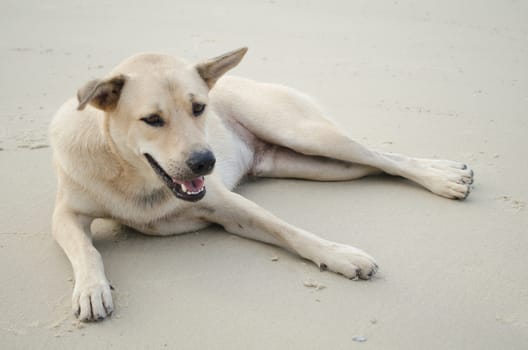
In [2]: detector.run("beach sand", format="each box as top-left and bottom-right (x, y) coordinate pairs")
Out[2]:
(1, 0), (527, 348)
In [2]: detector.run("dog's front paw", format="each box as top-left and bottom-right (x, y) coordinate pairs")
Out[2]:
(316, 242), (378, 280)
(72, 276), (114, 322)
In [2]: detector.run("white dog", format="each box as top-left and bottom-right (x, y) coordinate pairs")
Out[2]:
(50, 48), (473, 321)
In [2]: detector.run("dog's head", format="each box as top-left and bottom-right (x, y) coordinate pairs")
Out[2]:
(76, 48), (247, 202)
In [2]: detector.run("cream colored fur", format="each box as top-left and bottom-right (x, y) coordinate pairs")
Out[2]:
(50, 48), (474, 321)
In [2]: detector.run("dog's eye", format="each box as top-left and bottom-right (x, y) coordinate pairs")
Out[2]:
(141, 114), (165, 127)
(192, 103), (206, 117)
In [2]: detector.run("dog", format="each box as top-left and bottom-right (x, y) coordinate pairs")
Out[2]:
(49, 48), (474, 321)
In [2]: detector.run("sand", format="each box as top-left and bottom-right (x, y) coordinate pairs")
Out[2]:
(1, 0), (527, 349)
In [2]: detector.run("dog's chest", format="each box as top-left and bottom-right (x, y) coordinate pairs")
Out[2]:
(206, 113), (256, 190)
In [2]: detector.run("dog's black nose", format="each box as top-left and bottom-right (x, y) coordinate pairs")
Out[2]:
(186, 149), (216, 175)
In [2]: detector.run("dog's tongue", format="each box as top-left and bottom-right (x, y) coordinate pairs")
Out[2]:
(174, 176), (205, 193)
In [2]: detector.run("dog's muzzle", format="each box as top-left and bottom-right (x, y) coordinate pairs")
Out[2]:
(144, 152), (215, 202)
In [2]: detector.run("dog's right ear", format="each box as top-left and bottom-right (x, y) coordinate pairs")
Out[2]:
(77, 75), (127, 111)
(195, 47), (248, 89)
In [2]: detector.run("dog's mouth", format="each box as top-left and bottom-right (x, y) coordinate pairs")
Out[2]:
(144, 153), (206, 202)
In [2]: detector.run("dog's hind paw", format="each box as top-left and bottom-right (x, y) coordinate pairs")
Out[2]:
(72, 277), (114, 322)
(315, 242), (378, 280)
(416, 159), (474, 200)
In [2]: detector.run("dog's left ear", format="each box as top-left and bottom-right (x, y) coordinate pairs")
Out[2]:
(195, 47), (248, 89)
(77, 74), (127, 111)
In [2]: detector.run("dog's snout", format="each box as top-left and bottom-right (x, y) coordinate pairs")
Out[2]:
(186, 149), (216, 175)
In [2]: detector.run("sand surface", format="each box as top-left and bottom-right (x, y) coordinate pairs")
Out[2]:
(1, 0), (527, 349)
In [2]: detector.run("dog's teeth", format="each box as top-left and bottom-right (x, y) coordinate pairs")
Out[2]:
(178, 183), (205, 196)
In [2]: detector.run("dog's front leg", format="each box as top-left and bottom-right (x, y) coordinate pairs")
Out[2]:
(52, 203), (113, 321)
(200, 188), (378, 280)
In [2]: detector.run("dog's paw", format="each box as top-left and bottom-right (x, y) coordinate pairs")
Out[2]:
(72, 277), (114, 322)
(316, 242), (378, 280)
(416, 159), (474, 200)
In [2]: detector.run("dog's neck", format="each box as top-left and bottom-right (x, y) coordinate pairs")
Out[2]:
(132, 186), (171, 209)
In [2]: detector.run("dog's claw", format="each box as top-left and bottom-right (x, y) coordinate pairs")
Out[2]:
(461, 186), (471, 200)
(319, 263), (328, 271)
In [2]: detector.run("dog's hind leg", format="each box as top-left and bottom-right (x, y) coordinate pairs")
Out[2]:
(261, 122), (473, 199)
(252, 145), (382, 181)
(218, 79), (474, 199)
